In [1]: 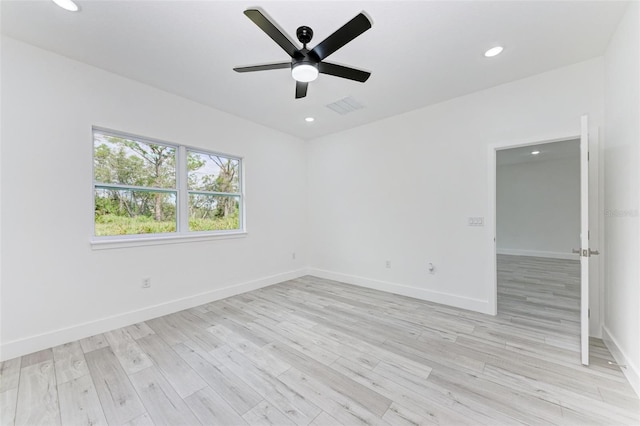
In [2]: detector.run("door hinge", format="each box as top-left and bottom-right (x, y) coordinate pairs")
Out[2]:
(588, 308), (591, 318)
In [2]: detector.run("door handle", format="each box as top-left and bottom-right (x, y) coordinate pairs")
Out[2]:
(572, 248), (599, 256)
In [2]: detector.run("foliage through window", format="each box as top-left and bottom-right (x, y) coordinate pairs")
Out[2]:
(93, 129), (243, 237)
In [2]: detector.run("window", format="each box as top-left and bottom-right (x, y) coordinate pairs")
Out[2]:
(93, 128), (243, 240)
(187, 150), (241, 232)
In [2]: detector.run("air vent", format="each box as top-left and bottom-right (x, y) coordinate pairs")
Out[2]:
(325, 96), (364, 115)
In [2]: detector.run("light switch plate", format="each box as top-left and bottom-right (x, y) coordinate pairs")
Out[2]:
(468, 217), (484, 226)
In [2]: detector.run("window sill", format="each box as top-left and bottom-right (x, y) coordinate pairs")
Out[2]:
(91, 231), (248, 250)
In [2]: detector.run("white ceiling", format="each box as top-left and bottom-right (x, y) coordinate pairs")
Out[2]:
(1, 1), (629, 140)
(497, 139), (580, 166)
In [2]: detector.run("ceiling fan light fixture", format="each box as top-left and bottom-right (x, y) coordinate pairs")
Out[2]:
(51, 0), (79, 12)
(292, 63), (319, 82)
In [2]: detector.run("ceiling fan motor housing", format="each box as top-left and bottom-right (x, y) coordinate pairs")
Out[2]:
(296, 26), (313, 45)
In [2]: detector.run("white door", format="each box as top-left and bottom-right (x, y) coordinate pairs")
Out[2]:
(579, 115), (590, 366)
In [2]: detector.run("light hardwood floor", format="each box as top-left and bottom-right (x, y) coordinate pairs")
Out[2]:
(1, 256), (638, 425)
(498, 255), (581, 352)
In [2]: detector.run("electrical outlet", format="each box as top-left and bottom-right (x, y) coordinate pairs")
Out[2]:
(142, 277), (151, 288)
(385, 260), (391, 268)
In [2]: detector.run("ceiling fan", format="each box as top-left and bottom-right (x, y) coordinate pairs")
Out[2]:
(233, 9), (372, 99)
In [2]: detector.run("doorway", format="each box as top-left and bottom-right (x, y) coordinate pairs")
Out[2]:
(489, 118), (598, 365)
(495, 139), (582, 353)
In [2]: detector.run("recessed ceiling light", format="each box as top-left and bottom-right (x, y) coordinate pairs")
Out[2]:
(531, 150), (541, 155)
(484, 46), (504, 58)
(305, 117), (315, 123)
(51, 0), (79, 11)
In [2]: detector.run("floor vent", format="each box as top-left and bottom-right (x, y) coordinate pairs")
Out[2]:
(325, 96), (364, 115)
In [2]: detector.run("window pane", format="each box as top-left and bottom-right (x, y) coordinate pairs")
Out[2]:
(187, 151), (240, 193)
(95, 188), (177, 236)
(94, 132), (176, 189)
(188, 194), (240, 231)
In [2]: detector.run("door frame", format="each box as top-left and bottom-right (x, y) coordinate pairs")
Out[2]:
(487, 129), (600, 332)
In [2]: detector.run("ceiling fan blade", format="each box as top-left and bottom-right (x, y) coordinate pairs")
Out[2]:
(318, 62), (370, 82)
(244, 9), (299, 58)
(295, 81), (308, 99)
(310, 13), (371, 61)
(234, 62), (291, 73)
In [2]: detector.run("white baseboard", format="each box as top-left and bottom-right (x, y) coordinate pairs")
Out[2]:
(307, 268), (492, 314)
(497, 248), (579, 260)
(0, 268), (307, 361)
(602, 325), (640, 398)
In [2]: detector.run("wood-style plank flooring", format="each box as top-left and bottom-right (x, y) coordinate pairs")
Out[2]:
(1, 255), (638, 425)
(498, 255), (581, 352)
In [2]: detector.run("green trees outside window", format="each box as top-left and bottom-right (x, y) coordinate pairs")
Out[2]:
(93, 130), (242, 237)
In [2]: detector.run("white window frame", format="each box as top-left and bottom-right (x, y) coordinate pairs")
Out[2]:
(91, 127), (246, 250)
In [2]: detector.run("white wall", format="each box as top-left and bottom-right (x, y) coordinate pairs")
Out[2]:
(0, 37), (308, 360)
(603, 2), (640, 396)
(496, 155), (580, 259)
(307, 58), (604, 325)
